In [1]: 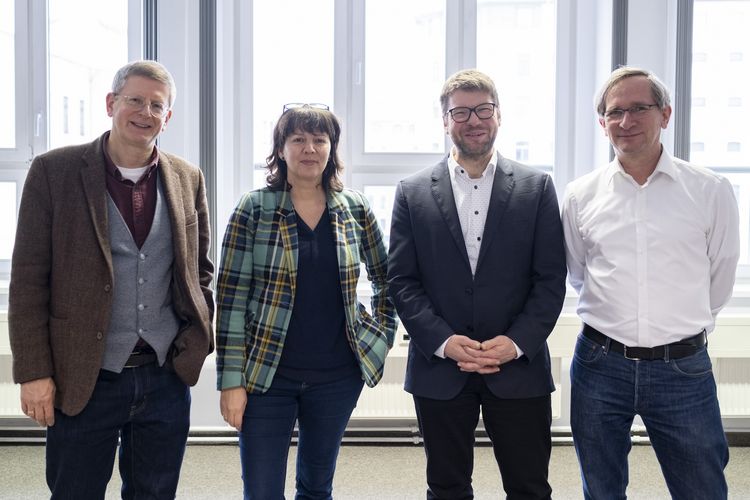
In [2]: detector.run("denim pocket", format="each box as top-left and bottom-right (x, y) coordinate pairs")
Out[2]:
(669, 347), (713, 377)
(573, 333), (604, 364)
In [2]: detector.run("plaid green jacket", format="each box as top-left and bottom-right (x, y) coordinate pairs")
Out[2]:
(216, 187), (397, 392)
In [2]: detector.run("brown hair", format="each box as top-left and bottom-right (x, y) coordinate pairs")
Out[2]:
(265, 107), (344, 192)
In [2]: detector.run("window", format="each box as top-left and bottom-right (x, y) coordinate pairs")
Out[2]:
(363, 185), (397, 247)
(251, 0), (334, 186)
(691, 0), (750, 266)
(0, 182), (16, 259)
(48, 0), (128, 149)
(364, 0), (445, 154)
(0, 0), (13, 149)
(476, 0), (556, 169)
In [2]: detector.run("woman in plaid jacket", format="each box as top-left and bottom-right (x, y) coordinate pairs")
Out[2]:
(216, 104), (397, 499)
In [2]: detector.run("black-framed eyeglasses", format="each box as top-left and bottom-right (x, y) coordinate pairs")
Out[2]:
(445, 103), (496, 123)
(283, 103), (330, 113)
(603, 104), (659, 122)
(115, 94), (170, 118)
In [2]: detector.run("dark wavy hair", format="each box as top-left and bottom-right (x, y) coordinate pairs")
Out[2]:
(265, 107), (344, 192)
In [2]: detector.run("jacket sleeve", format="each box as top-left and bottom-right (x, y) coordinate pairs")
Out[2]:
(8, 156), (55, 384)
(387, 181), (455, 360)
(195, 171), (215, 335)
(358, 193), (398, 347)
(503, 174), (567, 360)
(215, 193), (255, 390)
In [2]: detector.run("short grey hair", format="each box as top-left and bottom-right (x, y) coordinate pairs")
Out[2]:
(440, 69), (500, 115)
(111, 60), (177, 108)
(595, 66), (671, 117)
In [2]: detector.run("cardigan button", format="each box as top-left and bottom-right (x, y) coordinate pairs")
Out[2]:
(104, 284), (111, 292)
(96, 331), (103, 340)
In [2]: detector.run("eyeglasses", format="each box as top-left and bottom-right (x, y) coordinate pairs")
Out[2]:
(283, 103), (330, 113)
(603, 104), (659, 122)
(445, 103), (496, 123)
(115, 94), (170, 118)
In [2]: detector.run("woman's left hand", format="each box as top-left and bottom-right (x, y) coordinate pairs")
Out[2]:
(220, 387), (248, 431)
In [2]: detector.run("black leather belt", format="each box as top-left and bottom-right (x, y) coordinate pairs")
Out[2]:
(582, 324), (706, 361)
(123, 347), (157, 368)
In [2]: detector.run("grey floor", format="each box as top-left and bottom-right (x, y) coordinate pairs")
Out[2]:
(1, 444), (749, 499)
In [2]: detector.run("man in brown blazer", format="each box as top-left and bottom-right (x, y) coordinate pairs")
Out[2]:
(8, 60), (214, 499)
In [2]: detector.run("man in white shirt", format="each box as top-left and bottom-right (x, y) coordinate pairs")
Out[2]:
(562, 66), (739, 499)
(389, 69), (566, 499)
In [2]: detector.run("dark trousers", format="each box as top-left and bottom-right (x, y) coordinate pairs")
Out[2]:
(46, 364), (190, 500)
(239, 372), (364, 500)
(414, 373), (552, 500)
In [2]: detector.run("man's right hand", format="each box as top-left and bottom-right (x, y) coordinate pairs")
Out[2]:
(20, 377), (56, 427)
(444, 335), (500, 374)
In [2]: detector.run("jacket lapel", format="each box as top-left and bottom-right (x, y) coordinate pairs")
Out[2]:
(158, 152), (187, 273)
(430, 160), (471, 268)
(476, 154), (514, 271)
(327, 191), (356, 308)
(276, 189), (299, 299)
(80, 135), (113, 273)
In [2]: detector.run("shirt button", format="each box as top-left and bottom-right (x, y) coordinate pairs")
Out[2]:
(138, 304), (145, 311)
(474, 185), (478, 190)
(477, 237), (481, 241)
(96, 331), (103, 340)
(474, 211), (479, 215)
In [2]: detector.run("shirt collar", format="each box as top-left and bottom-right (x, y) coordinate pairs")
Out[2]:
(448, 148), (498, 184)
(102, 130), (160, 183)
(606, 147), (676, 185)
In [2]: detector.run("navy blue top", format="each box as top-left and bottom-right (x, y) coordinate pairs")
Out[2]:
(277, 209), (359, 383)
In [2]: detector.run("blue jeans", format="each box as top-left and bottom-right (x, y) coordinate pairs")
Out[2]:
(570, 333), (728, 500)
(46, 364), (191, 500)
(239, 372), (364, 500)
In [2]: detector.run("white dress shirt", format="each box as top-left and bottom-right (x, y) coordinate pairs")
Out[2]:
(562, 149), (740, 347)
(447, 149), (497, 275)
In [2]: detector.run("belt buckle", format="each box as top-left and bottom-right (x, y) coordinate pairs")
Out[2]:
(622, 346), (643, 361)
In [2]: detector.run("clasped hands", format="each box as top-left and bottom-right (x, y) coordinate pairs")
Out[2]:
(444, 334), (517, 374)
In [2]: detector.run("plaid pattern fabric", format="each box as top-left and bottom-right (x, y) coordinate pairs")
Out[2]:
(216, 187), (397, 393)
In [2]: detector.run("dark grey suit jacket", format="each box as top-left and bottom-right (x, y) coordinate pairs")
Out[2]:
(387, 154), (566, 400)
(8, 132), (214, 416)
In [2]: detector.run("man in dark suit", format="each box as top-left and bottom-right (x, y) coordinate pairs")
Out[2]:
(388, 69), (566, 499)
(8, 60), (214, 499)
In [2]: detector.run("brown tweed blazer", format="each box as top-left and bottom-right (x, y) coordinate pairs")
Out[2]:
(8, 132), (215, 416)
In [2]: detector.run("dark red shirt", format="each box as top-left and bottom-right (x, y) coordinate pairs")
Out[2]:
(103, 132), (159, 249)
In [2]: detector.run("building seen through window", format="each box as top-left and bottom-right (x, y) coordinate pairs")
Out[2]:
(692, 0), (750, 265)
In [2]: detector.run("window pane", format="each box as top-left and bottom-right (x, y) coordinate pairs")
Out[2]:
(364, 0), (445, 153)
(691, 0), (750, 168)
(477, 0), (556, 169)
(253, 0), (334, 173)
(363, 185), (396, 248)
(48, 0), (129, 149)
(0, 0), (14, 148)
(723, 173), (750, 266)
(0, 182), (16, 259)
(692, 1), (750, 265)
